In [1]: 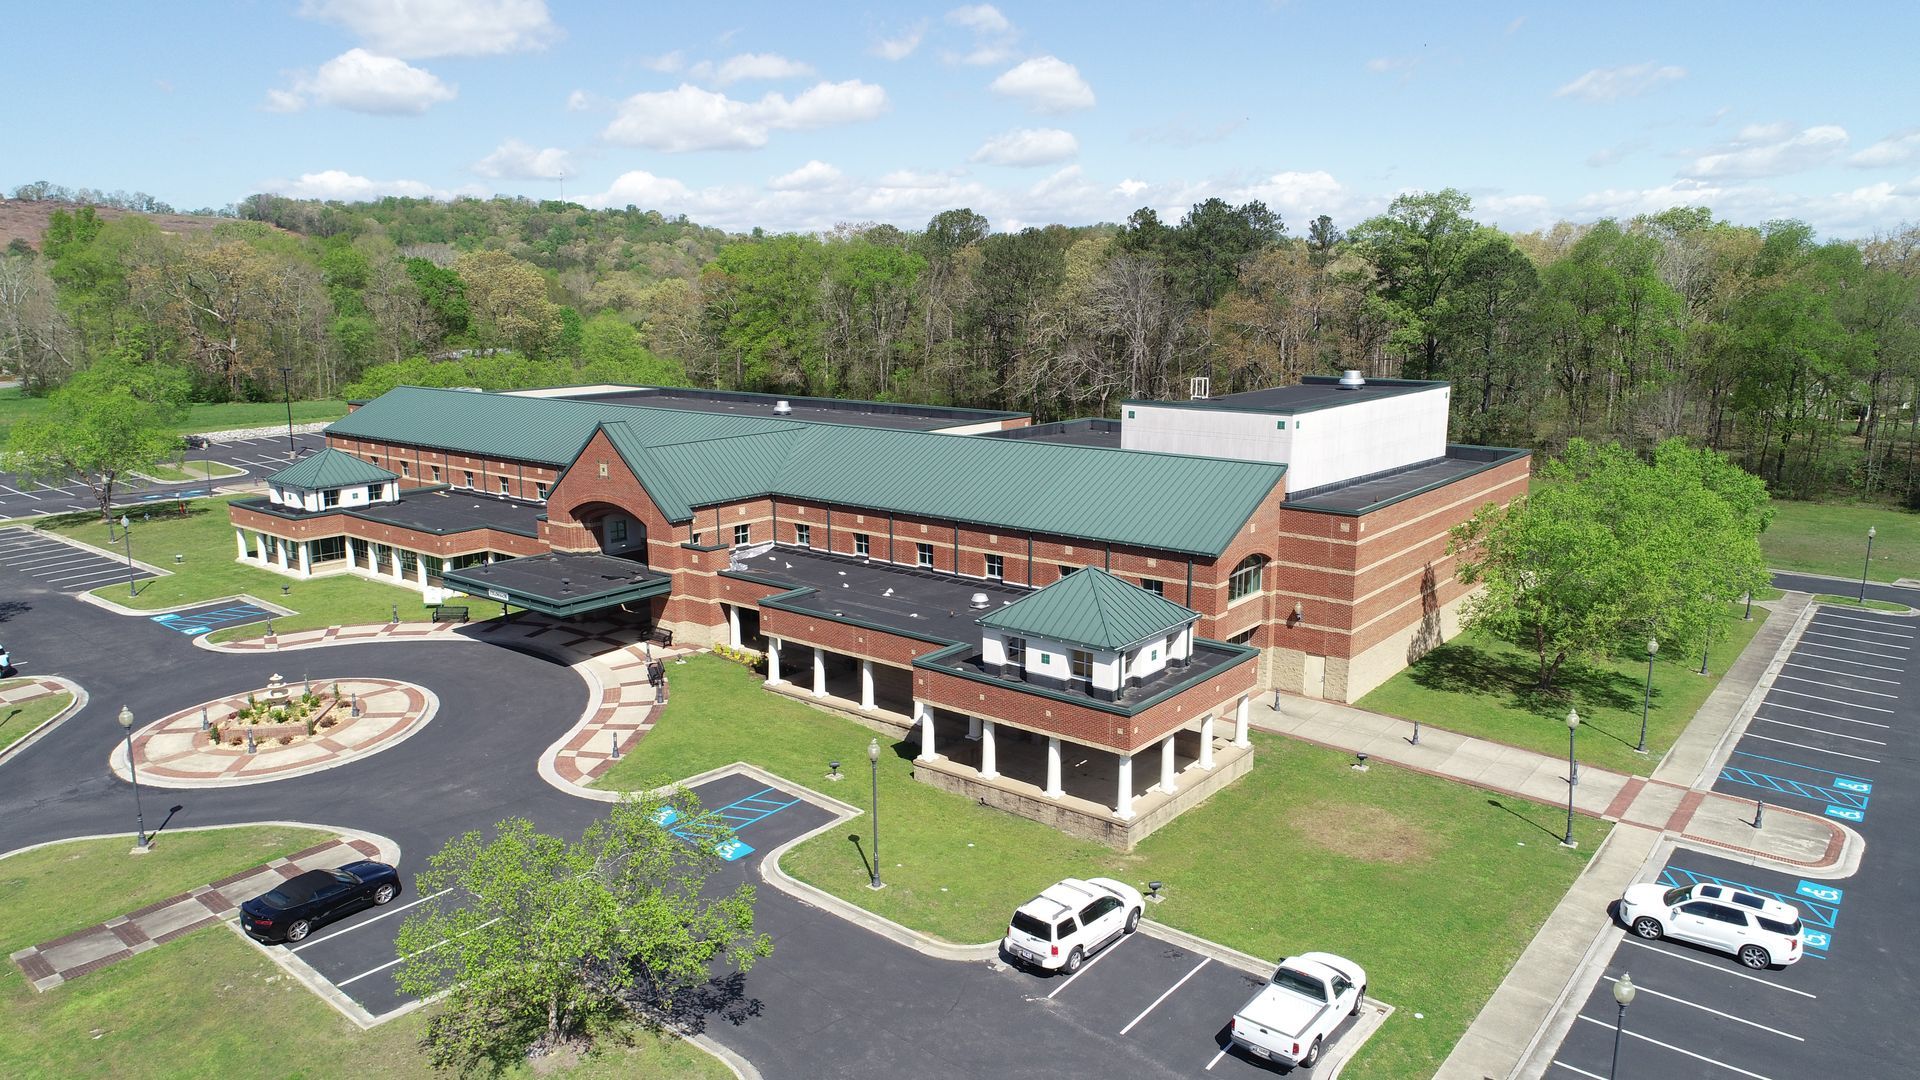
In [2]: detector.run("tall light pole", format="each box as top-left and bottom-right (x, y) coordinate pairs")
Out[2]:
(866, 737), (883, 890)
(117, 706), (150, 849)
(1860, 526), (1877, 602)
(1610, 972), (1637, 1078)
(280, 365), (296, 459)
(1637, 639), (1658, 754)
(1562, 707), (1579, 848)
(120, 513), (135, 596)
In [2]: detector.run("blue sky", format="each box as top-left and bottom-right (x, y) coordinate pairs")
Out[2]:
(7, 1), (1916, 238)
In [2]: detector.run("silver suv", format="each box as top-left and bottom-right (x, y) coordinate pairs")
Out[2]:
(1002, 877), (1144, 974)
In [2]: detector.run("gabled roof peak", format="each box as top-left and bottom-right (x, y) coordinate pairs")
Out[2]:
(977, 567), (1197, 652)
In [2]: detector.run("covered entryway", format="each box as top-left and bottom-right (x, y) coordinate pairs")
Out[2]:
(568, 500), (649, 561)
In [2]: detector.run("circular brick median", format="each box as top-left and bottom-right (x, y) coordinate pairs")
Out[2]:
(108, 678), (437, 788)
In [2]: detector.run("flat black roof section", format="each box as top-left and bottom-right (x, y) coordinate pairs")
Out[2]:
(977, 418), (1123, 449)
(231, 487), (544, 537)
(442, 552), (670, 617)
(563, 387), (1025, 432)
(724, 545), (1034, 644)
(1284, 445), (1530, 515)
(1126, 375), (1445, 415)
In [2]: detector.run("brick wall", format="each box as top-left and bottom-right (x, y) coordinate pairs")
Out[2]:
(915, 656), (1256, 754)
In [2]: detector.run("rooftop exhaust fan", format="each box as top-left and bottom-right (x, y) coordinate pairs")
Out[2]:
(1339, 369), (1367, 390)
(969, 592), (990, 609)
(773, 399), (793, 415)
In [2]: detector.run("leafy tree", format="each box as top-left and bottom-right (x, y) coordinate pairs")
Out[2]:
(1349, 188), (1480, 379)
(455, 251), (561, 358)
(394, 792), (771, 1074)
(405, 256), (470, 338)
(3, 349), (188, 519)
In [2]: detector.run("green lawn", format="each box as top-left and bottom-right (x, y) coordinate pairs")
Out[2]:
(0, 829), (727, 1080)
(40, 498), (436, 641)
(145, 459), (247, 483)
(599, 655), (1608, 1080)
(0, 390), (346, 443)
(1764, 499), (1917, 582)
(0, 683), (73, 755)
(1358, 607), (1767, 776)
(1811, 594), (1911, 613)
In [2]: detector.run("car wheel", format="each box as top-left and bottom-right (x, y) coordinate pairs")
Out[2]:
(1124, 906), (1141, 934)
(1301, 1036), (1322, 1068)
(373, 883), (396, 905)
(1353, 983), (1367, 1016)
(1063, 946), (1085, 974)
(1631, 916), (1663, 940)
(1739, 944), (1771, 970)
(286, 919), (312, 943)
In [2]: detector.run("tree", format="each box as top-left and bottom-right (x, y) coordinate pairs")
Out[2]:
(394, 792), (771, 1074)
(455, 250), (560, 357)
(3, 351), (188, 519)
(1349, 189), (1480, 379)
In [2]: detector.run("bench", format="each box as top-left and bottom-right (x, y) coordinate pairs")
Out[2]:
(645, 626), (673, 646)
(433, 604), (470, 623)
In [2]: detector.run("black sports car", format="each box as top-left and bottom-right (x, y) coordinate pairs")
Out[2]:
(239, 860), (401, 944)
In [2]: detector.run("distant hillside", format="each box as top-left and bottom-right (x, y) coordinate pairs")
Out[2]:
(0, 199), (235, 253)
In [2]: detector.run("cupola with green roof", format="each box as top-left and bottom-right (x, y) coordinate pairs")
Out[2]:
(264, 448), (399, 513)
(976, 567), (1200, 702)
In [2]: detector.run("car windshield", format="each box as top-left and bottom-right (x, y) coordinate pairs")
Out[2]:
(1271, 967), (1328, 1001)
(329, 869), (358, 885)
(1662, 886), (1692, 906)
(1010, 912), (1052, 940)
(1758, 915), (1803, 936)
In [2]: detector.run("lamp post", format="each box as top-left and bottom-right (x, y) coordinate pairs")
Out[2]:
(1610, 972), (1637, 1078)
(120, 514), (135, 596)
(280, 365), (296, 459)
(1562, 707), (1579, 848)
(867, 737), (882, 890)
(117, 706), (150, 849)
(1860, 526), (1876, 602)
(1637, 639), (1658, 754)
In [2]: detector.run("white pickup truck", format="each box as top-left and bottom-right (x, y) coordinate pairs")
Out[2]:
(1228, 952), (1367, 1069)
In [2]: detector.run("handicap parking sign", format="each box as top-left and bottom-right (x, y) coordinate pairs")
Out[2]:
(715, 838), (753, 862)
(1796, 881), (1843, 905)
(1802, 929), (1832, 952)
(1824, 805), (1864, 822)
(652, 806), (679, 827)
(1832, 777), (1872, 794)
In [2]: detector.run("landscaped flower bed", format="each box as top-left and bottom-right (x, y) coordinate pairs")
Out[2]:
(206, 677), (345, 747)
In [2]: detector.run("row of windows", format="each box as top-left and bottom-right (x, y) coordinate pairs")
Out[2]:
(380, 456), (547, 500)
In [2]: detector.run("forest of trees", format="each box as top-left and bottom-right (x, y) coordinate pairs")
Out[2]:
(3, 181), (1917, 502)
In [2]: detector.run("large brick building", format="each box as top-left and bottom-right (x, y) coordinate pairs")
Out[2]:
(231, 377), (1527, 845)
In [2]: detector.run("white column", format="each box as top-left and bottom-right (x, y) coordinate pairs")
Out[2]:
(966, 715), (982, 741)
(416, 554), (429, 587)
(1234, 694), (1251, 747)
(765, 639), (783, 686)
(1159, 735), (1177, 793)
(1115, 753), (1136, 820)
(860, 659), (876, 710)
(1199, 715), (1216, 770)
(390, 549), (405, 582)
(298, 541), (312, 577)
(812, 646), (828, 697)
(980, 720), (999, 779)
(1045, 737), (1063, 798)
(727, 605), (742, 648)
(915, 700), (938, 762)
(235, 528), (248, 560)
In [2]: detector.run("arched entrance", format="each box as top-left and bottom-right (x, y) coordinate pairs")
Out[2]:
(568, 501), (649, 562)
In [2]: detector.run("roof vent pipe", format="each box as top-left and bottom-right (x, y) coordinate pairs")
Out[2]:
(773, 399), (793, 414)
(969, 592), (990, 610)
(1338, 369), (1366, 390)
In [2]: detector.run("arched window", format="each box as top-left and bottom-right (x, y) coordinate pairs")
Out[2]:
(1229, 555), (1266, 603)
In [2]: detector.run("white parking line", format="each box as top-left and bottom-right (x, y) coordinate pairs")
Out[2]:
(47, 566), (133, 584)
(40, 566), (123, 583)
(1799, 630), (1908, 654)
(1047, 935), (1133, 999)
(292, 888), (452, 951)
(1811, 616), (1913, 639)
(0, 485), (41, 500)
(1774, 672), (1898, 698)
(1600, 975), (1802, 1040)
(1205, 1047), (1230, 1071)
(336, 915), (500, 987)
(1756, 716), (1887, 745)
(1794, 647), (1903, 672)
(1746, 733), (1880, 763)
(1759, 700), (1890, 728)
(1576, 1015), (1776, 1079)
(1782, 661), (1901, 685)
(14, 552), (95, 568)
(1120, 957), (1209, 1035)
(1767, 686), (1895, 713)
(1621, 938), (1817, 997)
(1552, 1061), (1607, 1079)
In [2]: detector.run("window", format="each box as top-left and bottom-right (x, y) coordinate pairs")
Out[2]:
(1165, 632), (1179, 657)
(795, 523), (811, 547)
(1229, 555), (1266, 602)
(916, 542), (934, 568)
(692, 533), (702, 546)
(855, 533), (870, 556)
(365, 484), (381, 502)
(535, 483), (548, 500)
(1005, 636), (1026, 664)
(1070, 650), (1092, 680)
(399, 461), (410, 477)
(734, 524), (751, 547)
(1060, 565), (1079, 578)
(1227, 627), (1256, 645)
(321, 488), (341, 508)
(607, 519), (627, 544)
(498, 477), (511, 495)
(1140, 577), (1164, 596)
(431, 465), (441, 482)
(985, 554), (1003, 580)
(462, 470), (474, 488)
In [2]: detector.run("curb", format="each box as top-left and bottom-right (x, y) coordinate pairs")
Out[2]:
(0, 820), (401, 870)
(0, 675), (87, 768)
(81, 590), (295, 620)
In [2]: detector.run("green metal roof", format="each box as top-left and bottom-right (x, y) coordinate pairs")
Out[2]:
(976, 567), (1198, 651)
(266, 448), (397, 490)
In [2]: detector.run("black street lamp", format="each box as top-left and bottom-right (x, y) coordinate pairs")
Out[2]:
(280, 365), (296, 459)
(1610, 972), (1637, 1078)
(1859, 526), (1876, 602)
(867, 737), (883, 890)
(1562, 707), (1579, 849)
(1637, 639), (1658, 755)
(117, 706), (150, 849)
(119, 514), (135, 596)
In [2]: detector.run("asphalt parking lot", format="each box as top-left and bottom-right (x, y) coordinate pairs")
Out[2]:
(0, 432), (323, 520)
(0, 529), (155, 592)
(1544, 605), (1916, 1079)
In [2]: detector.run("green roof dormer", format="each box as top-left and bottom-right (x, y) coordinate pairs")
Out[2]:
(978, 567), (1198, 652)
(266, 448), (398, 492)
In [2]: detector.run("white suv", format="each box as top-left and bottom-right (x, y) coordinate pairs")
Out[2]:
(1002, 877), (1144, 974)
(1619, 881), (1805, 969)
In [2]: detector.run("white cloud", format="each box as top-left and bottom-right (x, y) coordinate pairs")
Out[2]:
(946, 4), (1010, 33)
(769, 160), (843, 190)
(1365, 56), (1418, 75)
(1115, 178), (1149, 199)
(565, 89), (595, 111)
(1477, 193), (1555, 230)
(1685, 123), (1848, 179)
(266, 49), (457, 115)
(1505, 16), (1527, 35)
(1131, 117), (1245, 148)
(1555, 63), (1686, 102)
(593, 170), (695, 208)
(261, 169), (480, 201)
(708, 53), (815, 85)
(942, 4), (1017, 65)
(602, 80), (888, 152)
(971, 128), (1079, 166)
(298, 0), (558, 58)
(1850, 130), (1920, 169)
(873, 22), (926, 61)
(473, 139), (572, 180)
(990, 56), (1094, 112)
(639, 51), (685, 73)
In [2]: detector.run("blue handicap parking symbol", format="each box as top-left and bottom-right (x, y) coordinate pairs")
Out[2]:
(652, 806), (680, 827)
(714, 838), (753, 862)
(1832, 777), (1872, 794)
(1824, 805), (1865, 822)
(1802, 929), (1832, 952)
(1796, 881), (1844, 905)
